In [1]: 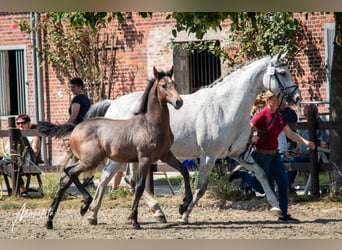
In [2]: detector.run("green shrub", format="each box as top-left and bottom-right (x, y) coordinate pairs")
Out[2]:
(41, 173), (76, 200)
(180, 171), (244, 201)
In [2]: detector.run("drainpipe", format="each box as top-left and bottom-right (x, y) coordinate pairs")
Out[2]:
(34, 12), (47, 163)
(30, 12), (38, 118)
(31, 12), (47, 163)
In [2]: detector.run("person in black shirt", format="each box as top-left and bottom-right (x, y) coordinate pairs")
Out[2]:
(67, 77), (91, 125)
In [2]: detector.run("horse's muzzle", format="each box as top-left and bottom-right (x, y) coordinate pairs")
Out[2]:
(175, 99), (183, 109)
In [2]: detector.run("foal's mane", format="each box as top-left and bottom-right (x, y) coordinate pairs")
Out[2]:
(135, 79), (154, 115)
(135, 70), (169, 115)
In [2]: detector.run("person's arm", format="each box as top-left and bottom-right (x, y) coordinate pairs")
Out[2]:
(283, 125), (315, 150)
(31, 136), (41, 158)
(66, 102), (81, 124)
(250, 122), (259, 142)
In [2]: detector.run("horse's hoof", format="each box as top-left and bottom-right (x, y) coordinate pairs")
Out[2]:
(154, 214), (167, 223)
(46, 221), (53, 229)
(270, 207), (282, 216)
(133, 222), (141, 230)
(87, 217), (98, 225)
(177, 218), (189, 225)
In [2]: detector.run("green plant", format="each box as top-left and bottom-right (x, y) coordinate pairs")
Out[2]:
(206, 173), (244, 201)
(41, 172), (75, 200)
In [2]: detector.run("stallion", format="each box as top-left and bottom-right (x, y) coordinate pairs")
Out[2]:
(38, 66), (193, 229)
(84, 53), (302, 225)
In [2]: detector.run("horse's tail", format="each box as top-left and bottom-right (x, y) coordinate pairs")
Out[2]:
(84, 100), (111, 119)
(37, 121), (75, 138)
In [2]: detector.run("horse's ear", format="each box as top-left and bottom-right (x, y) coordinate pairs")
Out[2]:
(153, 66), (159, 79)
(280, 51), (287, 61)
(275, 51), (287, 62)
(276, 52), (282, 61)
(167, 65), (174, 77)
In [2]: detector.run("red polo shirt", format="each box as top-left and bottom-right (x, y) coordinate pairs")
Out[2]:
(251, 106), (287, 150)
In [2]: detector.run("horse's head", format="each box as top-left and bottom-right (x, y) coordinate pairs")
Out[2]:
(263, 53), (301, 105)
(154, 66), (183, 109)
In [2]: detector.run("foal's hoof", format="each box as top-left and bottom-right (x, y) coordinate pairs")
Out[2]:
(179, 204), (188, 215)
(87, 217), (98, 225)
(270, 207), (282, 216)
(80, 199), (92, 216)
(46, 221), (53, 229)
(133, 222), (141, 230)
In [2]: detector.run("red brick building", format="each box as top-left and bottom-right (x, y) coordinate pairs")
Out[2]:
(0, 12), (336, 165)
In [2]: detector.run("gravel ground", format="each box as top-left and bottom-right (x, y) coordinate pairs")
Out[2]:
(1, 197), (342, 239)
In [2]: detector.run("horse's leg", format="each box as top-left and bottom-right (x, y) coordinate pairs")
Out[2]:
(238, 157), (282, 216)
(124, 162), (136, 187)
(87, 160), (123, 225)
(128, 158), (152, 229)
(126, 162), (167, 223)
(64, 163), (93, 216)
(179, 155), (215, 224)
(160, 151), (193, 214)
(46, 172), (73, 229)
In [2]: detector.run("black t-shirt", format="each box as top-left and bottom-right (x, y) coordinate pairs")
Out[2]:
(69, 94), (91, 125)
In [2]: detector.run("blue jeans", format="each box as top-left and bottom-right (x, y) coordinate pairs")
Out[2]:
(239, 151), (289, 217)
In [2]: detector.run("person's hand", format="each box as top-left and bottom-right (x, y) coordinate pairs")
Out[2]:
(251, 135), (259, 143)
(306, 140), (315, 150)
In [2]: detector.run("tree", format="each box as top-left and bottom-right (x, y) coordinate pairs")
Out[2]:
(329, 12), (342, 195)
(17, 12), (151, 102)
(169, 12), (305, 66)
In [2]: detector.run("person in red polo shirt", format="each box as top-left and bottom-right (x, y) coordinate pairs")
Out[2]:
(229, 90), (315, 222)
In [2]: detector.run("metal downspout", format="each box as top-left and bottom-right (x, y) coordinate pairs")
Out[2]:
(34, 12), (47, 163)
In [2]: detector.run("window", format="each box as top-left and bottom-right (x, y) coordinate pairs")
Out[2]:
(188, 45), (221, 93)
(173, 41), (222, 94)
(0, 47), (27, 116)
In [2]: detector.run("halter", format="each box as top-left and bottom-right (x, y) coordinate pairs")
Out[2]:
(267, 62), (298, 103)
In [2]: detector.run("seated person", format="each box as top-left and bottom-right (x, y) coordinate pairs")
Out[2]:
(284, 104), (329, 188)
(0, 114), (42, 197)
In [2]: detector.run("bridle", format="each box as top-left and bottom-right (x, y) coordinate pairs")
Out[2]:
(267, 62), (298, 104)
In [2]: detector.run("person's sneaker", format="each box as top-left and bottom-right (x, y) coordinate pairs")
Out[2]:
(277, 215), (300, 223)
(228, 165), (242, 183)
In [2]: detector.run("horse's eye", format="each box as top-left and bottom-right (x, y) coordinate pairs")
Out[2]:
(278, 70), (286, 75)
(162, 85), (167, 89)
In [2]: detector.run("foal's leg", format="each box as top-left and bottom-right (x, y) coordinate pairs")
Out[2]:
(64, 163), (93, 216)
(46, 172), (73, 229)
(87, 161), (124, 225)
(178, 154), (215, 224)
(126, 162), (167, 222)
(129, 158), (152, 229)
(160, 151), (193, 215)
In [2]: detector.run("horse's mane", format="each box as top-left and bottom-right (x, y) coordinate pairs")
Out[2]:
(203, 55), (270, 89)
(135, 70), (170, 115)
(135, 78), (155, 115)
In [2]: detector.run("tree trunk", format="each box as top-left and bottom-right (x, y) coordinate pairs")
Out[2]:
(329, 12), (342, 196)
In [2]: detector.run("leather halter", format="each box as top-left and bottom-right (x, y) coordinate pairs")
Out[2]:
(268, 62), (298, 103)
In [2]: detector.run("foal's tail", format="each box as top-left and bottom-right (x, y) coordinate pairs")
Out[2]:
(84, 100), (111, 119)
(37, 121), (75, 138)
